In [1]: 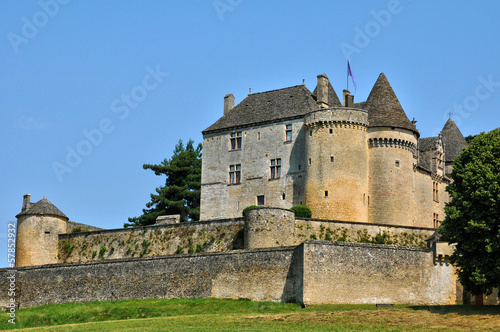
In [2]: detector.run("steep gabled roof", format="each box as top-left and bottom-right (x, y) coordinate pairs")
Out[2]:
(365, 73), (418, 135)
(203, 85), (318, 134)
(312, 79), (342, 107)
(440, 118), (468, 162)
(418, 136), (439, 153)
(16, 197), (68, 219)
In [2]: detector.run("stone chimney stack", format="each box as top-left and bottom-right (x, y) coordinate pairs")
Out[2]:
(343, 89), (354, 107)
(224, 94), (235, 115)
(22, 194), (31, 212)
(316, 74), (329, 108)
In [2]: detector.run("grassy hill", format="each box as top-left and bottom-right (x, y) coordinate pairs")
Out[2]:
(1, 298), (499, 331)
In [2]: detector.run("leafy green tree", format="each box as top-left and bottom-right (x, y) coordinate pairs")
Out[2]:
(465, 134), (477, 144)
(440, 128), (500, 295)
(125, 139), (202, 227)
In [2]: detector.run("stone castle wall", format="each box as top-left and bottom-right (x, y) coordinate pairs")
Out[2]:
(57, 210), (433, 264)
(201, 118), (307, 220)
(302, 241), (457, 305)
(0, 240), (458, 308)
(57, 219), (244, 264)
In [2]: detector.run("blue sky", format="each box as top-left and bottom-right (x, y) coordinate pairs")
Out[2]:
(1, 1), (499, 267)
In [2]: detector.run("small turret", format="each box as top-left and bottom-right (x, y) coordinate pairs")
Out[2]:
(15, 195), (68, 267)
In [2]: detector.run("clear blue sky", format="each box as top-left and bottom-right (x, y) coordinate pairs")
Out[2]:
(1, 1), (499, 267)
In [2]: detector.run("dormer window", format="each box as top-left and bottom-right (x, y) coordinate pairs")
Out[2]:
(230, 132), (242, 150)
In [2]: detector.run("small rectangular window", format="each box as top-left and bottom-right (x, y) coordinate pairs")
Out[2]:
(433, 181), (439, 202)
(270, 158), (281, 179)
(395, 159), (400, 167)
(329, 128), (333, 134)
(229, 164), (241, 184)
(325, 190), (328, 197)
(230, 132), (242, 150)
(309, 131), (312, 137)
(433, 213), (439, 228)
(257, 132), (260, 141)
(330, 156), (334, 163)
(285, 124), (292, 141)
(308, 158), (312, 165)
(257, 195), (265, 206)
(45, 231), (50, 235)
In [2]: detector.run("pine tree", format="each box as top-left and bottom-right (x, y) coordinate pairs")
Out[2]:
(125, 139), (202, 227)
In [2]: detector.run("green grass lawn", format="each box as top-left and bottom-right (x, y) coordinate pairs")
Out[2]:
(1, 298), (499, 331)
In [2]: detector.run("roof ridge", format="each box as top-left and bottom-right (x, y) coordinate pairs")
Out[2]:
(245, 84), (309, 97)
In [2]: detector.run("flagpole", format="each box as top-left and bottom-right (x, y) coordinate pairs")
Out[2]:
(347, 59), (349, 91)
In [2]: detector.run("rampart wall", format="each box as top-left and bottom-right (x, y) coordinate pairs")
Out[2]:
(57, 212), (433, 264)
(0, 241), (458, 308)
(58, 218), (244, 263)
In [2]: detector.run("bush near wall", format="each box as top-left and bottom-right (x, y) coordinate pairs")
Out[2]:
(290, 206), (312, 218)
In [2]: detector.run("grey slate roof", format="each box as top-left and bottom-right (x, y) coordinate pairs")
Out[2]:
(16, 197), (68, 219)
(365, 73), (419, 135)
(417, 137), (438, 171)
(441, 118), (468, 162)
(203, 85), (319, 134)
(418, 137), (438, 152)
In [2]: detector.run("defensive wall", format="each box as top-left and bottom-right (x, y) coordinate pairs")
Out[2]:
(56, 209), (434, 264)
(0, 240), (458, 308)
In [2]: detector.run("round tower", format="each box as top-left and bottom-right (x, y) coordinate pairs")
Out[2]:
(304, 106), (369, 222)
(365, 73), (419, 226)
(15, 194), (68, 267)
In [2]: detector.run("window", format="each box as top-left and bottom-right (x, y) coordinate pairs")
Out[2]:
(330, 156), (334, 163)
(257, 132), (260, 141)
(230, 132), (242, 150)
(309, 131), (312, 137)
(257, 195), (265, 206)
(329, 128), (333, 134)
(395, 159), (400, 167)
(325, 190), (329, 197)
(433, 181), (439, 202)
(433, 213), (439, 228)
(308, 158), (312, 165)
(285, 124), (292, 141)
(282, 193), (286, 200)
(229, 164), (241, 184)
(270, 158), (281, 179)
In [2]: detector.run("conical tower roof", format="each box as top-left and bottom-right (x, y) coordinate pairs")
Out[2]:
(16, 196), (68, 220)
(440, 118), (468, 162)
(365, 73), (418, 135)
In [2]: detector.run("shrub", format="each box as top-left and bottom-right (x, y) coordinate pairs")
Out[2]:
(242, 205), (259, 216)
(290, 205), (312, 218)
(71, 227), (82, 233)
(195, 244), (203, 253)
(99, 246), (106, 259)
(175, 245), (184, 254)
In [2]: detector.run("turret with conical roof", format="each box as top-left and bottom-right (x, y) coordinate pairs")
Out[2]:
(366, 73), (419, 227)
(366, 73), (419, 136)
(15, 195), (68, 267)
(440, 118), (468, 174)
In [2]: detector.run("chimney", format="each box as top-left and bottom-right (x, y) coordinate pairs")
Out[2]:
(224, 94), (235, 115)
(316, 74), (329, 108)
(343, 89), (354, 107)
(22, 194), (31, 212)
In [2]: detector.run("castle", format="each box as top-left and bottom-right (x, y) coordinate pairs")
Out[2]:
(6, 72), (497, 308)
(201, 73), (467, 227)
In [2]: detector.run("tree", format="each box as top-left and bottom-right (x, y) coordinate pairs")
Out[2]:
(440, 128), (500, 295)
(125, 139), (202, 227)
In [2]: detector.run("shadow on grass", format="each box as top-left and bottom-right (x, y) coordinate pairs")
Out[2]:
(409, 305), (500, 316)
